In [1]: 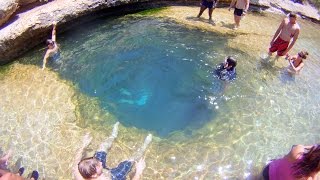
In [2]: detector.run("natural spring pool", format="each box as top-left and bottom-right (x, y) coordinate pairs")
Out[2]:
(0, 6), (319, 179)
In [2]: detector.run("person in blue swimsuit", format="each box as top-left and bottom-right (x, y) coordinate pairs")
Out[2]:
(42, 21), (59, 70)
(197, 0), (219, 23)
(215, 56), (237, 81)
(73, 122), (152, 180)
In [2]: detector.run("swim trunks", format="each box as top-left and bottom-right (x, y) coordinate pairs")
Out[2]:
(234, 8), (244, 16)
(110, 161), (133, 180)
(201, 0), (215, 9)
(94, 151), (108, 169)
(94, 151), (133, 180)
(269, 37), (289, 56)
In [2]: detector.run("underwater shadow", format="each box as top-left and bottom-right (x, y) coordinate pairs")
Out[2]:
(279, 68), (296, 84)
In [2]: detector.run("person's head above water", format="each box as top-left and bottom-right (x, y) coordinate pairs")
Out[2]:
(292, 144), (320, 178)
(224, 56), (237, 71)
(46, 39), (55, 49)
(297, 51), (309, 60)
(78, 157), (103, 179)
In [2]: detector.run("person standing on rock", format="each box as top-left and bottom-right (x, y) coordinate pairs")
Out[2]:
(228, 0), (249, 29)
(42, 21), (59, 70)
(268, 12), (300, 58)
(197, 0), (219, 23)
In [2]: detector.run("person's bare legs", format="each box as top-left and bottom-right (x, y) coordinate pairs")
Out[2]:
(197, 6), (207, 18)
(234, 15), (241, 29)
(97, 122), (119, 152)
(130, 134), (152, 161)
(208, 8), (213, 21)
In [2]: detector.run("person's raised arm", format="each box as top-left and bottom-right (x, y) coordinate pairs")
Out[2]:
(72, 133), (93, 180)
(270, 19), (285, 46)
(51, 21), (57, 42)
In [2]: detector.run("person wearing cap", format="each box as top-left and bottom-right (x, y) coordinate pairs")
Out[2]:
(268, 12), (300, 58)
(42, 21), (59, 70)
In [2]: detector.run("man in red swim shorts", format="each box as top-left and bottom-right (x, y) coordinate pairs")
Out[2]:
(269, 12), (300, 57)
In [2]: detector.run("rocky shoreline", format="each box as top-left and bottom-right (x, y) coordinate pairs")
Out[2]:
(0, 0), (319, 64)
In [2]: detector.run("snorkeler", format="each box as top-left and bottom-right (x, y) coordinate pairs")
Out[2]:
(197, 0), (219, 23)
(286, 51), (309, 75)
(42, 21), (59, 70)
(73, 122), (152, 180)
(215, 56), (237, 81)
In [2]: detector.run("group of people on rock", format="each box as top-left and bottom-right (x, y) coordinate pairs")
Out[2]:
(197, 0), (309, 80)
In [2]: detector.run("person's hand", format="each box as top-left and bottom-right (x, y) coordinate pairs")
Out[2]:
(135, 157), (146, 175)
(82, 133), (93, 148)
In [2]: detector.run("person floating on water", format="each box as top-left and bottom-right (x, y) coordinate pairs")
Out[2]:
(73, 122), (152, 180)
(228, 0), (249, 30)
(262, 144), (320, 180)
(215, 56), (237, 81)
(197, 0), (219, 23)
(42, 21), (59, 70)
(268, 12), (300, 59)
(285, 51), (309, 75)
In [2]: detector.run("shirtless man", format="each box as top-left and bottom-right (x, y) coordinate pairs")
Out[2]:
(229, 0), (249, 29)
(42, 21), (59, 70)
(269, 12), (300, 57)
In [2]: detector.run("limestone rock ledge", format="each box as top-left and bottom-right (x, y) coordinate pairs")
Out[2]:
(0, 0), (18, 28)
(0, 0), (148, 64)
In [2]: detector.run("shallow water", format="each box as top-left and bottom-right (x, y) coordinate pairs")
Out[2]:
(0, 7), (320, 179)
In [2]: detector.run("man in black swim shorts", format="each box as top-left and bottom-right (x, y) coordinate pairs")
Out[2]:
(197, 0), (219, 23)
(228, 0), (249, 29)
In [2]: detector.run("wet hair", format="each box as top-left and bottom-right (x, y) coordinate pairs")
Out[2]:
(292, 145), (320, 178)
(78, 157), (100, 179)
(298, 51), (309, 59)
(46, 39), (55, 46)
(289, 12), (298, 18)
(226, 56), (237, 70)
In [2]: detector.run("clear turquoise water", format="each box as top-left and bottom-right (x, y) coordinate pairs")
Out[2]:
(5, 11), (320, 179)
(23, 16), (239, 136)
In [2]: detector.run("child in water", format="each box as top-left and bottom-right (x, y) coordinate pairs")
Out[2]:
(285, 51), (309, 75)
(215, 56), (237, 81)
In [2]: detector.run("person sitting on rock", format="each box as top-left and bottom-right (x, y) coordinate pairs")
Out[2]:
(42, 21), (59, 70)
(73, 122), (152, 180)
